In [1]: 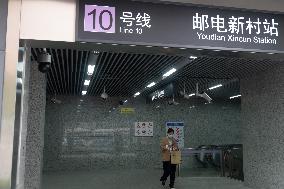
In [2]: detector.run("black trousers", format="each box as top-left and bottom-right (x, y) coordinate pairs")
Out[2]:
(160, 161), (177, 187)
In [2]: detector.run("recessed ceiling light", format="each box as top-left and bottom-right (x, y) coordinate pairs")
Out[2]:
(82, 91), (87, 95)
(213, 49), (221, 52)
(93, 51), (100, 54)
(146, 45), (153, 48)
(146, 82), (156, 88)
(267, 52), (275, 55)
(112, 44), (118, 46)
(232, 51), (238, 53)
(163, 47), (170, 49)
(134, 92), (141, 97)
(96, 43), (102, 45)
(87, 65), (96, 75)
(80, 42), (87, 44)
(179, 47), (186, 50)
(163, 68), (177, 78)
(196, 49), (203, 51)
(190, 56), (198, 59)
(250, 52), (256, 54)
(130, 44), (136, 47)
(84, 80), (90, 86)
(230, 94), (242, 99)
(209, 84), (222, 90)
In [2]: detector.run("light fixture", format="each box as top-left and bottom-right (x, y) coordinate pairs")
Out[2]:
(209, 84), (222, 90)
(80, 42), (86, 44)
(163, 47), (169, 49)
(82, 91), (87, 95)
(213, 49), (221, 52)
(93, 51), (100, 54)
(134, 92), (141, 97)
(267, 52), (275, 55)
(100, 86), (108, 99)
(195, 83), (212, 103)
(96, 43), (102, 45)
(112, 44), (118, 46)
(184, 93), (195, 99)
(124, 100), (128, 103)
(190, 56), (198, 59)
(130, 44), (136, 47)
(87, 65), (96, 75)
(146, 45), (153, 48)
(146, 82), (156, 88)
(163, 68), (177, 78)
(230, 95), (242, 99)
(179, 47), (186, 50)
(232, 51), (238, 53)
(250, 51), (256, 54)
(84, 80), (90, 86)
(197, 49), (203, 51)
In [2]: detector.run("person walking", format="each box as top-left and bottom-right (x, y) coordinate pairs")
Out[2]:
(160, 128), (179, 189)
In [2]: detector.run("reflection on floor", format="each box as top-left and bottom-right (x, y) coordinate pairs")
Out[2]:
(179, 167), (221, 177)
(42, 169), (251, 189)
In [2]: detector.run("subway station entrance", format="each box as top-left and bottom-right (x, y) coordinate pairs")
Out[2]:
(7, 1), (284, 189)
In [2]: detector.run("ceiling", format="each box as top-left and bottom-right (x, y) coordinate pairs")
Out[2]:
(31, 47), (280, 100)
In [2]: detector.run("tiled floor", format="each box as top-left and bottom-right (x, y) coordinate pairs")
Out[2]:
(42, 169), (251, 189)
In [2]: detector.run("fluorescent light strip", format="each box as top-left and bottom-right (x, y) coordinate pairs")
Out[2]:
(134, 92), (141, 97)
(84, 80), (90, 86)
(87, 65), (95, 75)
(147, 82), (156, 88)
(209, 84), (223, 90)
(163, 68), (177, 78)
(190, 56), (198, 59)
(230, 95), (242, 99)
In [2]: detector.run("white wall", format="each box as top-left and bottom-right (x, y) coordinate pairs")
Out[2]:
(20, 0), (76, 42)
(19, 0), (284, 42)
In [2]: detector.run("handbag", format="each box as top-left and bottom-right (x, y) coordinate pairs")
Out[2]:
(171, 150), (181, 164)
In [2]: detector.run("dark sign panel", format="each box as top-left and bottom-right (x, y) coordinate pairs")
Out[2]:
(76, 0), (284, 52)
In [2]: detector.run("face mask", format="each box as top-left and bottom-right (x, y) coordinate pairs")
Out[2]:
(167, 134), (173, 138)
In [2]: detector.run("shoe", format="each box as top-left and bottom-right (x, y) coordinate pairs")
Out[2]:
(161, 180), (166, 186)
(169, 185), (175, 189)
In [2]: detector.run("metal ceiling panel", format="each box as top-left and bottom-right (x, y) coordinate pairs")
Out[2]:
(31, 48), (280, 99)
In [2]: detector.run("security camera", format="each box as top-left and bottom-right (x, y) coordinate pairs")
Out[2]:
(37, 51), (51, 73)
